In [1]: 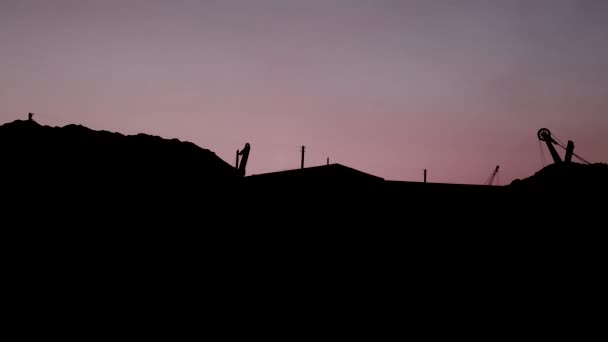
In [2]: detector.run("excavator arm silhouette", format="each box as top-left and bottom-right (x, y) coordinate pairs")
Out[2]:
(236, 143), (250, 177)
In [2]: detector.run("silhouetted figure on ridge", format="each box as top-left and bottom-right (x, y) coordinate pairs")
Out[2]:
(28, 113), (34, 122)
(237, 143), (250, 177)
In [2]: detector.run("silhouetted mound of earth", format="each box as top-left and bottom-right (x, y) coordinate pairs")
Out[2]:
(3, 120), (602, 300)
(509, 162), (608, 195)
(0, 119), (238, 195)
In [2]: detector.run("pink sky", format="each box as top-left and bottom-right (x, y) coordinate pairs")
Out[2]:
(1, 0), (607, 184)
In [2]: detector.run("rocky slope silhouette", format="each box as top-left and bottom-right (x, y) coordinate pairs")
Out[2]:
(2, 119), (601, 314)
(510, 161), (608, 193)
(1, 119), (238, 186)
(1, 118), (604, 224)
(0, 119), (241, 221)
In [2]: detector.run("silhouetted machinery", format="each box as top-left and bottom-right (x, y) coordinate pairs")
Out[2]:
(485, 165), (500, 186)
(236, 143), (250, 177)
(537, 128), (589, 165)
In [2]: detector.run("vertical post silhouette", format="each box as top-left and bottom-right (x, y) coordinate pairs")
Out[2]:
(565, 141), (574, 163)
(28, 113), (34, 121)
(236, 149), (240, 169)
(301, 146), (305, 169)
(327, 157), (329, 166)
(424, 169), (427, 183)
(237, 143), (250, 177)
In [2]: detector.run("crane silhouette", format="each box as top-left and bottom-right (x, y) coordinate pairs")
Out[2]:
(538, 128), (590, 165)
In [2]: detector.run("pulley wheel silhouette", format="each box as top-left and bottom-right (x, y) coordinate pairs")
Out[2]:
(537, 128), (552, 142)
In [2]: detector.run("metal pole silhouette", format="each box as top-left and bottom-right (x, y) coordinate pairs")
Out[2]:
(236, 149), (240, 169)
(301, 146), (305, 169)
(237, 143), (250, 177)
(327, 157), (329, 165)
(28, 113), (34, 121)
(564, 141), (574, 163)
(424, 169), (427, 183)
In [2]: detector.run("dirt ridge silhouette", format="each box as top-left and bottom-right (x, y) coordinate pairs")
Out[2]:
(2, 119), (604, 319)
(1, 119), (238, 186)
(1, 118), (605, 226)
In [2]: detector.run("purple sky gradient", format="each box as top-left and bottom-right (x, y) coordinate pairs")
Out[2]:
(1, 0), (607, 184)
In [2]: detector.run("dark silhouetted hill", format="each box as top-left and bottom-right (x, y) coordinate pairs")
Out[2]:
(509, 162), (608, 194)
(0, 119), (238, 186)
(503, 162), (607, 226)
(2, 119), (602, 323)
(0, 119), (241, 221)
(3, 118), (604, 224)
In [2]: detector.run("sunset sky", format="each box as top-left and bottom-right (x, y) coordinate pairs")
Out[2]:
(1, 0), (607, 184)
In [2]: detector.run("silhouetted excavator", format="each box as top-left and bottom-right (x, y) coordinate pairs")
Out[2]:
(537, 128), (590, 165)
(236, 143), (250, 177)
(485, 165), (500, 186)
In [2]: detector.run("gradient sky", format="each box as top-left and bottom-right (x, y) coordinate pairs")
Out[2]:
(1, 0), (607, 184)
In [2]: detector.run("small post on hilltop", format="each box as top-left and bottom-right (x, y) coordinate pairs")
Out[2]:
(327, 157), (329, 166)
(301, 146), (305, 169)
(28, 113), (34, 122)
(236, 149), (240, 169)
(424, 169), (427, 183)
